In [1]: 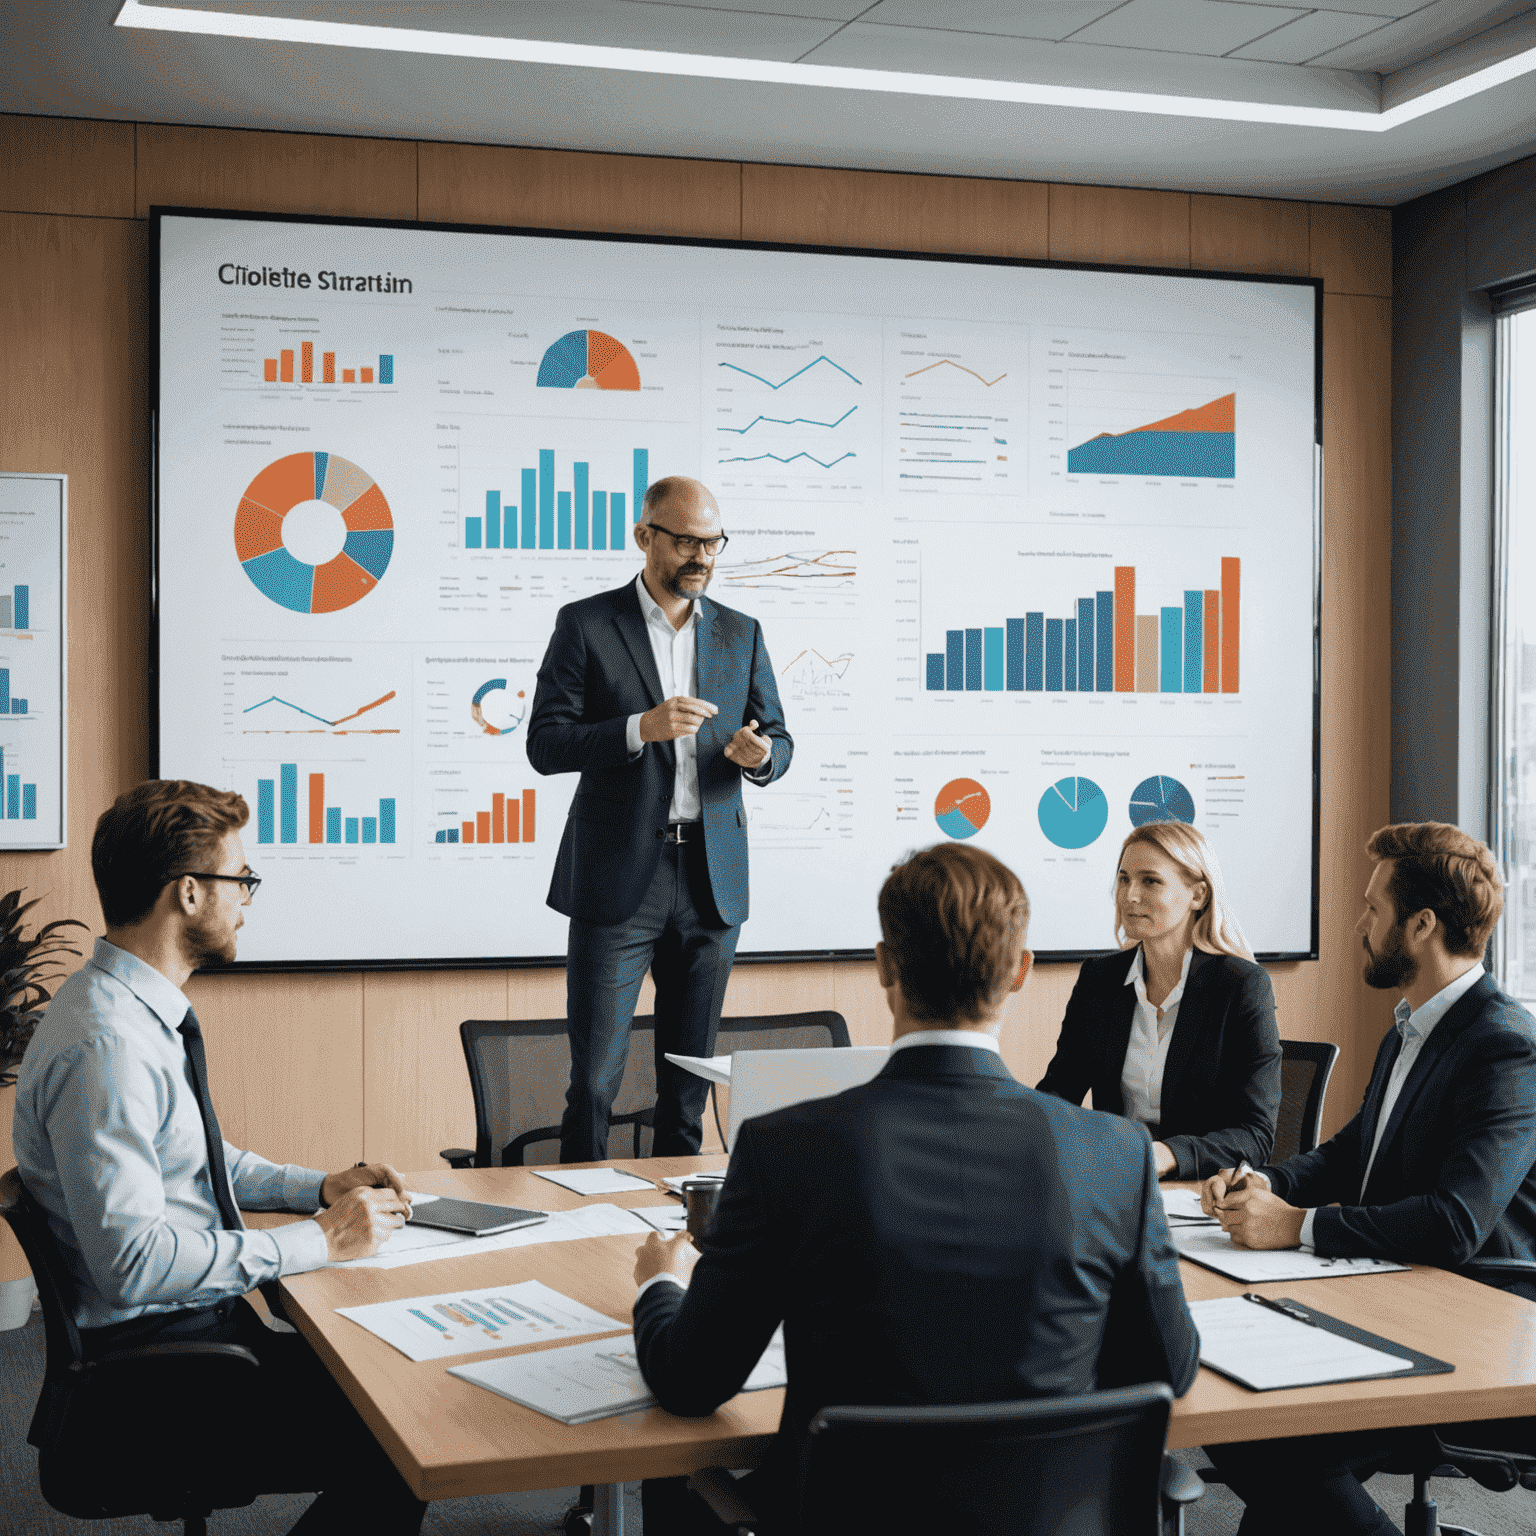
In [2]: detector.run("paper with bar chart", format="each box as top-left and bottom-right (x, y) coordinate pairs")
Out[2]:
(156, 212), (1316, 961)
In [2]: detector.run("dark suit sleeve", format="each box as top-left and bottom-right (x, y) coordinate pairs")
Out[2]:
(525, 605), (634, 777)
(1035, 962), (1098, 1107)
(633, 1121), (786, 1415)
(1307, 1020), (1536, 1266)
(1097, 1134), (1201, 1396)
(1163, 964), (1282, 1180)
(740, 619), (792, 788)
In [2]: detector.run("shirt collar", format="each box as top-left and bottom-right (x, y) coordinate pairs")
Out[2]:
(1397, 962), (1485, 1044)
(634, 572), (700, 632)
(889, 1028), (1002, 1056)
(88, 937), (193, 1035)
(1124, 945), (1194, 1007)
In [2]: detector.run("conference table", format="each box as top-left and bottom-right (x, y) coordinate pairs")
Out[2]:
(258, 1160), (1536, 1532)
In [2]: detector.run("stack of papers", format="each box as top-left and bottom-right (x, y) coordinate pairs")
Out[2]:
(663, 1053), (733, 1085)
(532, 1167), (660, 1196)
(450, 1325), (788, 1424)
(1161, 1188), (1216, 1225)
(1190, 1296), (1413, 1390)
(1173, 1227), (1410, 1282)
(661, 1172), (726, 1193)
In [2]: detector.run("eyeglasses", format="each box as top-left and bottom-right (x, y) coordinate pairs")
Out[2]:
(170, 871), (262, 902)
(645, 522), (729, 557)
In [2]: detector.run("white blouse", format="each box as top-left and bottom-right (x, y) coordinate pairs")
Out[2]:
(1119, 946), (1193, 1128)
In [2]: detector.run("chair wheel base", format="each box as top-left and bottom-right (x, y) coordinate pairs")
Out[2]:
(562, 1505), (593, 1535)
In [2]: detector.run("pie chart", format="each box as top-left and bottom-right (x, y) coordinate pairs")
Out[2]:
(234, 452), (393, 614)
(1129, 774), (1196, 827)
(536, 330), (641, 391)
(1038, 776), (1109, 849)
(935, 778), (990, 840)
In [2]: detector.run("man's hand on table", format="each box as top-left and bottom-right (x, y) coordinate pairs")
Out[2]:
(634, 1231), (698, 1288)
(316, 1162), (412, 1261)
(1199, 1167), (1306, 1250)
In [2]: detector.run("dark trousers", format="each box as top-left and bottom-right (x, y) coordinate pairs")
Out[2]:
(82, 1297), (427, 1535)
(560, 835), (740, 1163)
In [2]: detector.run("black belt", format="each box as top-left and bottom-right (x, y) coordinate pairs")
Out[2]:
(663, 822), (700, 844)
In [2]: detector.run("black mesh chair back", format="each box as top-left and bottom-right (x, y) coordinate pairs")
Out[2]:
(799, 1383), (1176, 1536)
(1273, 1039), (1340, 1164)
(714, 1011), (851, 1056)
(459, 1017), (659, 1167)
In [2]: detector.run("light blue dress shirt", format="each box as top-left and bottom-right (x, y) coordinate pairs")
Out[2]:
(14, 938), (331, 1328)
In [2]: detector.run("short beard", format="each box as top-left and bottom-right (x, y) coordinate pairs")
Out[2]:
(186, 912), (237, 969)
(665, 564), (712, 600)
(1362, 921), (1417, 991)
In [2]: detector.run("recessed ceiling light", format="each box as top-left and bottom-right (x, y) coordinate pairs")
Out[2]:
(114, 0), (1536, 134)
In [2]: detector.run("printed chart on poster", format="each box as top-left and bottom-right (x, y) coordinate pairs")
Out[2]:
(0, 474), (67, 850)
(155, 212), (1319, 964)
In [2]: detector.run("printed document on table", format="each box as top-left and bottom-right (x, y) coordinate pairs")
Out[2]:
(450, 1324), (788, 1424)
(633, 1204), (687, 1234)
(532, 1167), (659, 1196)
(1161, 1189), (1216, 1224)
(664, 1053), (733, 1085)
(1174, 1227), (1410, 1282)
(333, 1203), (650, 1271)
(661, 1172), (727, 1192)
(1190, 1297), (1413, 1390)
(337, 1278), (628, 1362)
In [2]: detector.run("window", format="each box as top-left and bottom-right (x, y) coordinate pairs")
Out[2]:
(1494, 305), (1536, 1000)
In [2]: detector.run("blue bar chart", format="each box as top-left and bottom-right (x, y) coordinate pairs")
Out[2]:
(0, 668), (30, 714)
(254, 763), (396, 846)
(0, 586), (29, 632)
(0, 748), (38, 820)
(467, 449), (649, 552)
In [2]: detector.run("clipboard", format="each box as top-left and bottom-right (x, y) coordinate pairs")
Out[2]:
(1190, 1294), (1453, 1392)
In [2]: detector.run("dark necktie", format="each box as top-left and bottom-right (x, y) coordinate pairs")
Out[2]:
(178, 1009), (244, 1232)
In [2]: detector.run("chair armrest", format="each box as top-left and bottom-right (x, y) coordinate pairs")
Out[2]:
(440, 1147), (475, 1169)
(687, 1466), (762, 1533)
(1459, 1256), (1536, 1279)
(94, 1340), (261, 1371)
(1161, 1456), (1205, 1507)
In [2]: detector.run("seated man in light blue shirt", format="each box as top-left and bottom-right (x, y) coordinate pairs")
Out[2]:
(14, 778), (424, 1535)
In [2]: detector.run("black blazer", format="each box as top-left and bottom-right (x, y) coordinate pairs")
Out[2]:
(1036, 947), (1281, 1179)
(526, 581), (792, 927)
(633, 1045), (1199, 1516)
(1264, 973), (1536, 1283)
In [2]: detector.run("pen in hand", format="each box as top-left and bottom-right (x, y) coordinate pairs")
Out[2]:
(1228, 1159), (1255, 1195)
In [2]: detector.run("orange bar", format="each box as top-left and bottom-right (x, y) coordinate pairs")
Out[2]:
(301, 341), (313, 383)
(477, 810), (491, 843)
(263, 358), (277, 382)
(506, 800), (520, 843)
(1203, 590), (1220, 692)
(322, 351), (335, 384)
(1113, 567), (1136, 692)
(462, 821), (476, 844)
(280, 349), (294, 383)
(361, 366), (374, 383)
(491, 793), (505, 844)
(1221, 557), (1241, 693)
(522, 788), (536, 843)
(342, 368), (356, 383)
(308, 773), (324, 843)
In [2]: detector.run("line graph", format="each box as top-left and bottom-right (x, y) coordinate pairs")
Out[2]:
(719, 549), (856, 592)
(718, 356), (862, 389)
(719, 406), (857, 435)
(780, 647), (855, 703)
(242, 690), (399, 735)
(904, 359), (1008, 387)
(719, 451), (855, 470)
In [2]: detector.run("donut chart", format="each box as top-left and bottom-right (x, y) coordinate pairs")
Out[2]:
(234, 452), (393, 614)
(536, 329), (641, 391)
(935, 778), (990, 840)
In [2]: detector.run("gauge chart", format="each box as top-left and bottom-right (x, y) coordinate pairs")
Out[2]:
(536, 330), (641, 390)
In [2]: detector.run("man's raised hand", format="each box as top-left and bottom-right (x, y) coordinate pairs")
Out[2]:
(640, 696), (718, 743)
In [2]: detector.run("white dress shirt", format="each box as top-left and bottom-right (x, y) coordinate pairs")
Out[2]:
(13, 938), (331, 1328)
(1120, 946), (1193, 1128)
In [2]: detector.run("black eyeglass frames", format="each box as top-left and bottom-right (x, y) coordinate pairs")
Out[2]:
(169, 871), (262, 901)
(644, 523), (729, 557)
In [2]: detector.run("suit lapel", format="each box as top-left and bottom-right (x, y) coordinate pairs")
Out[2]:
(1357, 1028), (1401, 1189)
(1157, 948), (1210, 1117)
(1099, 949), (1140, 1114)
(694, 598), (722, 751)
(612, 583), (673, 766)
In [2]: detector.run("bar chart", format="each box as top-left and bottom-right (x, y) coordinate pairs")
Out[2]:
(925, 557), (1240, 696)
(466, 450), (649, 552)
(0, 668), (31, 715)
(263, 343), (394, 386)
(434, 789), (537, 845)
(0, 585), (30, 632)
(253, 763), (397, 846)
(0, 748), (38, 821)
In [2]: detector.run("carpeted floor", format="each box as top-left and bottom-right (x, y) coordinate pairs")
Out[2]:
(5, 1312), (1535, 1534)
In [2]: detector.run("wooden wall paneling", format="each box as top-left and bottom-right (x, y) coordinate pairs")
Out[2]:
(740, 165), (1048, 258)
(1310, 204), (1393, 297)
(0, 114), (135, 219)
(361, 970), (508, 1172)
(1048, 184), (1191, 268)
(134, 125), (418, 221)
(417, 143), (741, 239)
(188, 971), (366, 1174)
(1190, 194), (1310, 277)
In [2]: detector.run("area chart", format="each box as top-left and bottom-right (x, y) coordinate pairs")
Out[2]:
(1067, 393), (1235, 478)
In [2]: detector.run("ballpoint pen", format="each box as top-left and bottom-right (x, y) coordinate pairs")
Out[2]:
(1241, 1292), (1318, 1327)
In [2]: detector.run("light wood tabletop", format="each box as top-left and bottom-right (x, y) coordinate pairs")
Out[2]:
(255, 1164), (1536, 1501)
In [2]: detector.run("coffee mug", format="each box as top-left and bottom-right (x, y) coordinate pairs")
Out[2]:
(681, 1176), (725, 1242)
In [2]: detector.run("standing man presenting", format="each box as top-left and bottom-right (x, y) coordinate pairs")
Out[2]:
(528, 475), (792, 1163)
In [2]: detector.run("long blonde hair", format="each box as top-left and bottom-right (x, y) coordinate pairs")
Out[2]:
(1113, 821), (1252, 960)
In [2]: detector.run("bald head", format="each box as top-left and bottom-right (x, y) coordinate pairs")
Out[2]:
(634, 476), (725, 609)
(640, 476), (720, 528)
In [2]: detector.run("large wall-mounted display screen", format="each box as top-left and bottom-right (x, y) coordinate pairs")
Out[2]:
(155, 209), (1320, 967)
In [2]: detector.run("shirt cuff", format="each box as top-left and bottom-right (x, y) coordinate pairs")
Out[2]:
(742, 757), (773, 783)
(636, 1272), (687, 1302)
(626, 714), (644, 758)
(272, 1217), (331, 1277)
(284, 1167), (328, 1214)
(1299, 1207), (1317, 1251)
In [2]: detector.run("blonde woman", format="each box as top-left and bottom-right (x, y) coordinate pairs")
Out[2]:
(1037, 821), (1280, 1179)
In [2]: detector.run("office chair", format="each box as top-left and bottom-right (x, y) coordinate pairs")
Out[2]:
(0, 1168), (261, 1536)
(688, 1382), (1203, 1536)
(1274, 1039), (1340, 1162)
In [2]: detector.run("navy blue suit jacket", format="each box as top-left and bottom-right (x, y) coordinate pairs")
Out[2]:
(526, 580), (792, 927)
(634, 1045), (1199, 1513)
(1263, 973), (1536, 1279)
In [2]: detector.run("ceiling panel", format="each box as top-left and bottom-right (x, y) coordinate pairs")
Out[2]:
(621, 0), (870, 15)
(1230, 8), (1393, 59)
(1068, 0), (1309, 54)
(857, 0), (1129, 41)
(1311, 0), (1536, 65)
